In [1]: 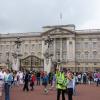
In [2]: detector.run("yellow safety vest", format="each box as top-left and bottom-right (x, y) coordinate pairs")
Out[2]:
(56, 72), (67, 90)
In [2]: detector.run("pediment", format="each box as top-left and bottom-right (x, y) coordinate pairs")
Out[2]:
(41, 27), (75, 36)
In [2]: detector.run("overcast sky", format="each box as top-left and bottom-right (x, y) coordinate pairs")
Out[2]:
(0, 0), (100, 33)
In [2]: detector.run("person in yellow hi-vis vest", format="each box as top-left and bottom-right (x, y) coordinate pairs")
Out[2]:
(56, 68), (68, 100)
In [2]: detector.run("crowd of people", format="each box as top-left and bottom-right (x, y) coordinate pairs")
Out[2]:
(0, 67), (100, 100)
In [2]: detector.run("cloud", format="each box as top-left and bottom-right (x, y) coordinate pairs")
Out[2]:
(77, 20), (100, 29)
(0, 0), (100, 33)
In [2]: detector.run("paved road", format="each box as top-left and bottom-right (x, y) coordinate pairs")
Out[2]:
(1, 84), (100, 100)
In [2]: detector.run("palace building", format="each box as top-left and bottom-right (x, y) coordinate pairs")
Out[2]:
(0, 24), (100, 72)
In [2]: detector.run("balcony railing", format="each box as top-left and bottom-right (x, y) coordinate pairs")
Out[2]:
(76, 59), (100, 63)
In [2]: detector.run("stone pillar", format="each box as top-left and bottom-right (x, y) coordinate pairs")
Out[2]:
(67, 38), (75, 61)
(67, 38), (70, 61)
(60, 38), (62, 61)
(66, 38), (67, 62)
(41, 40), (45, 59)
(66, 37), (75, 69)
(53, 38), (56, 60)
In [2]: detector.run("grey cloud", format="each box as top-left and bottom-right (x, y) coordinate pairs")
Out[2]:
(0, 0), (100, 33)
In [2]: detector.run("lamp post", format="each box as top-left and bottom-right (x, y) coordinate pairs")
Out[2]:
(44, 35), (53, 58)
(44, 35), (53, 48)
(44, 35), (53, 73)
(12, 37), (22, 71)
(6, 52), (10, 69)
(30, 52), (33, 70)
(57, 59), (61, 70)
(15, 37), (22, 49)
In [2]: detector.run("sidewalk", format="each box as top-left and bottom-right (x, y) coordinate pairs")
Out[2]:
(1, 84), (100, 100)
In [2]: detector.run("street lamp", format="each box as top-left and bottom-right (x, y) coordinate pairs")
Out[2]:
(57, 59), (61, 70)
(44, 35), (53, 58)
(44, 35), (53, 72)
(15, 37), (22, 49)
(12, 37), (22, 71)
(6, 52), (10, 69)
(44, 35), (53, 48)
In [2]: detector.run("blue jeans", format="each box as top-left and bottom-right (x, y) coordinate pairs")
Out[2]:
(5, 83), (10, 100)
(97, 79), (100, 86)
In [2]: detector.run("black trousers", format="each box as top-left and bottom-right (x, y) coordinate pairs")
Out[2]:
(23, 82), (29, 91)
(30, 82), (34, 90)
(67, 88), (73, 100)
(57, 89), (65, 100)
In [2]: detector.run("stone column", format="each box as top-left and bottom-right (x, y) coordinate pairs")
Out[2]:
(67, 38), (70, 60)
(41, 40), (45, 59)
(67, 38), (75, 61)
(66, 38), (67, 62)
(53, 38), (56, 60)
(60, 38), (62, 61)
(66, 37), (75, 70)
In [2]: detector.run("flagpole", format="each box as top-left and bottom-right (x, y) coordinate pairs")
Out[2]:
(59, 12), (62, 25)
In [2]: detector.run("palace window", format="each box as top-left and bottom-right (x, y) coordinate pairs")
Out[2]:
(0, 53), (2, 63)
(31, 52), (34, 55)
(85, 51), (89, 59)
(38, 52), (41, 56)
(69, 41), (72, 45)
(25, 44), (28, 49)
(56, 51), (60, 60)
(62, 52), (66, 61)
(0, 45), (2, 51)
(6, 45), (9, 50)
(56, 38), (60, 51)
(32, 44), (34, 49)
(12, 45), (15, 50)
(76, 52), (80, 59)
(39, 44), (42, 49)
(94, 63), (97, 65)
(84, 42), (88, 48)
(93, 51), (97, 58)
(24, 52), (28, 56)
(62, 38), (67, 51)
(76, 42), (80, 48)
(93, 42), (97, 48)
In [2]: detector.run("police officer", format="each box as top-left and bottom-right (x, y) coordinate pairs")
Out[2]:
(56, 68), (67, 100)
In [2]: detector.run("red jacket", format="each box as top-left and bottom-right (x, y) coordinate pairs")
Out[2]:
(31, 75), (36, 82)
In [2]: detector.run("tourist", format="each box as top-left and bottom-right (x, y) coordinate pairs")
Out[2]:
(0, 69), (4, 97)
(23, 70), (30, 91)
(30, 72), (36, 91)
(96, 72), (100, 86)
(36, 71), (41, 86)
(4, 69), (13, 100)
(66, 71), (75, 100)
(42, 71), (49, 94)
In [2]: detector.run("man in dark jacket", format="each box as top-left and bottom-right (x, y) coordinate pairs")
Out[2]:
(23, 70), (30, 91)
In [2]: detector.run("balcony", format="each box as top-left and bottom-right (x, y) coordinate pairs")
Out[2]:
(76, 59), (100, 63)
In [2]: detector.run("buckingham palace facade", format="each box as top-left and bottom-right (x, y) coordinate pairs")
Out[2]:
(0, 24), (100, 72)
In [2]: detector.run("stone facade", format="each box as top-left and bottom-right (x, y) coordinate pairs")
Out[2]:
(0, 24), (100, 72)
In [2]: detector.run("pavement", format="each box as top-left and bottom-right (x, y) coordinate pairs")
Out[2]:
(1, 84), (100, 100)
